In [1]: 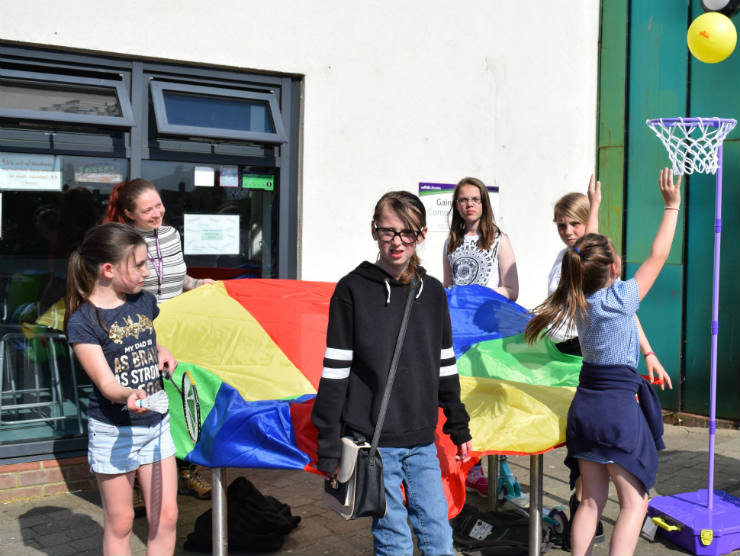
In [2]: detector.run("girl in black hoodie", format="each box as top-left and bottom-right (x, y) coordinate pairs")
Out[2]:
(312, 191), (472, 556)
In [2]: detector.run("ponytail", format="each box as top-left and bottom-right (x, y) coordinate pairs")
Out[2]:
(64, 250), (93, 333)
(524, 233), (616, 344)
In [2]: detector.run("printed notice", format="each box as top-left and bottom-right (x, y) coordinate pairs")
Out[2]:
(0, 152), (62, 191)
(183, 214), (240, 255)
(194, 166), (215, 187)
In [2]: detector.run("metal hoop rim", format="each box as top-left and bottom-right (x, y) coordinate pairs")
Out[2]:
(646, 116), (737, 128)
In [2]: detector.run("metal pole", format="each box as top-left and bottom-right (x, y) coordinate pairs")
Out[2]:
(487, 454), (499, 511)
(212, 467), (228, 556)
(528, 455), (543, 556)
(707, 142), (723, 511)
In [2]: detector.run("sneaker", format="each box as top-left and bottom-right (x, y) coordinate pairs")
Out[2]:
(465, 464), (489, 498)
(178, 465), (212, 500)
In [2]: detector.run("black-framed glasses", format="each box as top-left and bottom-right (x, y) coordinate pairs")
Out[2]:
(374, 225), (422, 245)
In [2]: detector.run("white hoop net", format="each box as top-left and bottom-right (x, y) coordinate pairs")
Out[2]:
(646, 117), (736, 175)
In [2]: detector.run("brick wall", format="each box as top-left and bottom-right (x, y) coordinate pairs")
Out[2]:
(0, 457), (96, 503)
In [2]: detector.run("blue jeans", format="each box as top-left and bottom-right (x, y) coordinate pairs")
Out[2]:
(372, 443), (454, 556)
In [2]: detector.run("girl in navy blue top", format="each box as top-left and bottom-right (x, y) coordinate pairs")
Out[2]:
(525, 169), (680, 556)
(64, 223), (179, 556)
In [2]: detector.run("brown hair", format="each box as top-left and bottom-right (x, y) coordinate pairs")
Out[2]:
(372, 191), (426, 284)
(447, 177), (500, 254)
(103, 179), (158, 225)
(64, 223), (147, 333)
(524, 233), (616, 344)
(553, 192), (590, 225)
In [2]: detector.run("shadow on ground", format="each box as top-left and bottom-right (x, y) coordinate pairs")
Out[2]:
(656, 450), (740, 496)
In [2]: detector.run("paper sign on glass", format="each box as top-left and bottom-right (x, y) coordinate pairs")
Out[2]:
(220, 166), (238, 187)
(194, 166), (215, 187)
(0, 152), (62, 191)
(184, 214), (240, 255)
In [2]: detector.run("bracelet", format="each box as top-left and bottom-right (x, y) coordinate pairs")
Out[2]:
(644, 351), (656, 358)
(664, 206), (680, 211)
(193, 279), (199, 288)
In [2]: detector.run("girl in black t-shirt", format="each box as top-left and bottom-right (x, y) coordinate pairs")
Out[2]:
(65, 222), (179, 556)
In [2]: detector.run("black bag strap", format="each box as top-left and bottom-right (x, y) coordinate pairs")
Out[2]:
(370, 274), (418, 455)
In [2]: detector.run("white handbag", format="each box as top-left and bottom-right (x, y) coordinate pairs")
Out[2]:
(322, 436), (372, 519)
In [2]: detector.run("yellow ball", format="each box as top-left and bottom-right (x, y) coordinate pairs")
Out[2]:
(687, 12), (737, 63)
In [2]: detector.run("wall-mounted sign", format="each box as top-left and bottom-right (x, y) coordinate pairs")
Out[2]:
(0, 152), (62, 191)
(242, 174), (274, 191)
(418, 181), (500, 233)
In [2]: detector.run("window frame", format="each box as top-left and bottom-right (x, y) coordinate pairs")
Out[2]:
(150, 81), (288, 144)
(0, 68), (135, 128)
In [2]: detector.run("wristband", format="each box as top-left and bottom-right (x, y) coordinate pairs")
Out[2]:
(664, 206), (679, 211)
(644, 351), (656, 358)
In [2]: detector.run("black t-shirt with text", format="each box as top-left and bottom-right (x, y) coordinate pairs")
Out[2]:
(67, 291), (165, 426)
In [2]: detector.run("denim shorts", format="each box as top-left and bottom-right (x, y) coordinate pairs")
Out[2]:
(573, 452), (615, 464)
(88, 414), (176, 474)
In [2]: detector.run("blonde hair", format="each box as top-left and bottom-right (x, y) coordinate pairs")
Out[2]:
(553, 192), (590, 225)
(372, 191), (426, 284)
(447, 177), (500, 254)
(524, 233), (616, 344)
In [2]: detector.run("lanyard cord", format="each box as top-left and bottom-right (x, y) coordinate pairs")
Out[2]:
(148, 228), (164, 297)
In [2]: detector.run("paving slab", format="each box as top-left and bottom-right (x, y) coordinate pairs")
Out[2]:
(0, 424), (736, 555)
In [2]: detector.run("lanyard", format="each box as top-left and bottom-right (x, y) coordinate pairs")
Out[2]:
(148, 228), (164, 297)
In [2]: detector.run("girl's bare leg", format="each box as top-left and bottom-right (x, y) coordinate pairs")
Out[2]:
(137, 455), (179, 556)
(97, 471), (136, 555)
(607, 463), (648, 556)
(571, 460), (609, 556)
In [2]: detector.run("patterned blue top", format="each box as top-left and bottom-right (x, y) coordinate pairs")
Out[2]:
(576, 278), (640, 368)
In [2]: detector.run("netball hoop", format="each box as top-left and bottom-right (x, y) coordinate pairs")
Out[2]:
(645, 117), (739, 556)
(646, 117), (736, 175)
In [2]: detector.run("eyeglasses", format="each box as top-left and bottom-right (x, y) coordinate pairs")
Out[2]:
(456, 196), (482, 205)
(374, 226), (422, 245)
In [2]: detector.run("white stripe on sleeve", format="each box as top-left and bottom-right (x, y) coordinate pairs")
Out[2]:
(321, 366), (351, 380)
(440, 363), (458, 377)
(324, 347), (353, 361)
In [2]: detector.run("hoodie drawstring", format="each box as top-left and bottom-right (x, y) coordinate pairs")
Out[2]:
(384, 274), (423, 305)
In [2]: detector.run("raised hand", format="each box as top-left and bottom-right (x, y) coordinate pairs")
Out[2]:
(586, 174), (601, 234)
(659, 167), (681, 209)
(587, 174), (602, 208)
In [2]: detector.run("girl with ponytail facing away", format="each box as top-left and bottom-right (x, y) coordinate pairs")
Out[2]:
(525, 169), (680, 556)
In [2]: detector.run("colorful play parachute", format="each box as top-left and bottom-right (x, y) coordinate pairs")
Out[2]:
(154, 280), (582, 515)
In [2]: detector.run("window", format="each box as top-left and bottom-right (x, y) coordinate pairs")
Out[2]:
(0, 45), (300, 463)
(150, 81), (287, 144)
(0, 68), (134, 128)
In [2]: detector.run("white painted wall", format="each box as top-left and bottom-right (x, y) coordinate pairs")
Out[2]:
(0, 1), (600, 309)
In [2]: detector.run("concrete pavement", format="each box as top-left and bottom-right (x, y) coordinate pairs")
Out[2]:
(0, 423), (738, 555)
